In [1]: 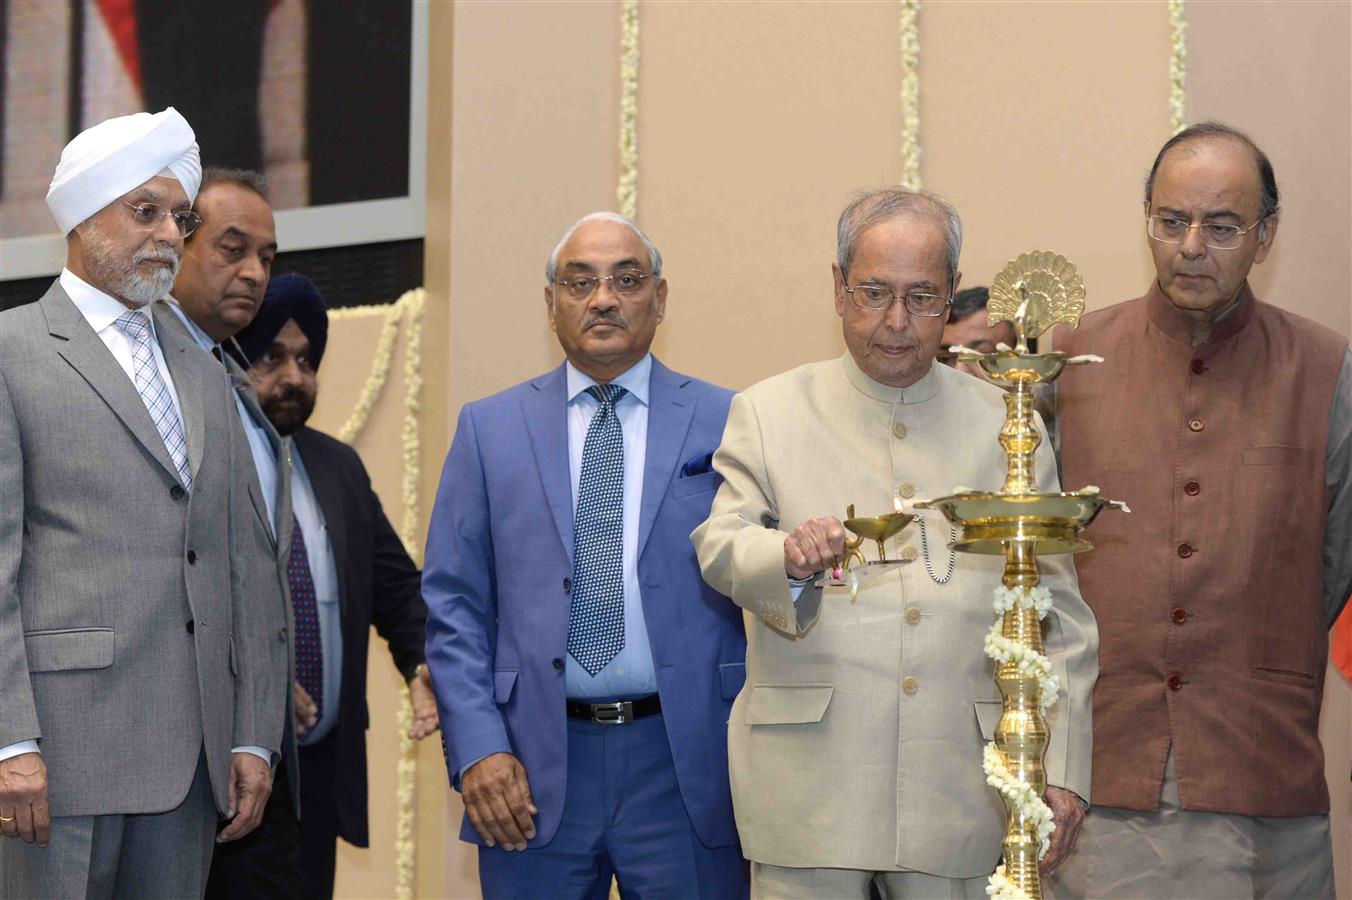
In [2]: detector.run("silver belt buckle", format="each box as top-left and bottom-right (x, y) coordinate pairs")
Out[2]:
(591, 701), (633, 725)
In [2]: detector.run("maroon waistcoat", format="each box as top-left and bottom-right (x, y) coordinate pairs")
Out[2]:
(1057, 282), (1346, 816)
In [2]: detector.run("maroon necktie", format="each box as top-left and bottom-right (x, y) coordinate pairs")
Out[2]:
(288, 516), (323, 723)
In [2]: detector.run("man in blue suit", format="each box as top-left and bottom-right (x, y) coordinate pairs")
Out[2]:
(423, 212), (748, 899)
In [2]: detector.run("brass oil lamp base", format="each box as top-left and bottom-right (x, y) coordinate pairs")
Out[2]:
(915, 251), (1125, 900)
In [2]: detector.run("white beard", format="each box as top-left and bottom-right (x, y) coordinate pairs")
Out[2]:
(77, 221), (180, 308)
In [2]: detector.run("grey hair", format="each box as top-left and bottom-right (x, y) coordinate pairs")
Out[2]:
(199, 166), (270, 200)
(545, 211), (663, 283)
(836, 188), (963, 290)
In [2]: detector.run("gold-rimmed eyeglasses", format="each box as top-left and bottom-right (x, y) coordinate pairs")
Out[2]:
(843, 282), (952, 317)
(1146, 214), (1263, 251)
(554, 269), (652, 300)
(122, 201), (202, 238)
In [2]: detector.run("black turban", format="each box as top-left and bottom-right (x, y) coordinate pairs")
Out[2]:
(231, 273), (329, 371)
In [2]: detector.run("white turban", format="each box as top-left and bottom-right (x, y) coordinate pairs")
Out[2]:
(45, 107), (202, 236)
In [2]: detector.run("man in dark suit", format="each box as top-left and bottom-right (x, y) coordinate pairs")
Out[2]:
(423, 212), (748, 899)
(232, 274), (438, 897)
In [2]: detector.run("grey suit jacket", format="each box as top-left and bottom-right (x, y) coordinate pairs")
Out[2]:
(0, 283), (284, 817)
(161, 312), (302, 814)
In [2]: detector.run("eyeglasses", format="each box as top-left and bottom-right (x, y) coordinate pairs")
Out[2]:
(842, 282), (952, 317)
(554, 269), (652, 300)
(1146, 214), (1262, 251)
(122, 201), (202, 238)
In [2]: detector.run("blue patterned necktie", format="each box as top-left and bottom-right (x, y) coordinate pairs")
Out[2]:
(112, 311), (192, 490)
(567, 383), (628, 676)
(289, 515), (324, 724)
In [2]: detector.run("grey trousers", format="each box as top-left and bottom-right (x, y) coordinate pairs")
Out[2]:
(752, 861), (990, 899)
(1047, 750), (1335, 900)
(0, 751), (217, 899)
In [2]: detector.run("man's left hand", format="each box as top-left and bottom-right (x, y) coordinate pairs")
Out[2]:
(1040, 786), (1086, 876)
(217, 753), (273, 843)
(408, 665), (440, 741)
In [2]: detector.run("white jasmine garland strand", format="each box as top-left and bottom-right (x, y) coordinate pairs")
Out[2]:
(983, 744), (1055, 859)
(985, 865), (1023, 900)
(899, 0), (921, 189)
(328, 289), (427, 897)
(992, 584), (1052, 618)
(1168, 0), (1187, 134)
(617, 0), (640, 219)
(984, 631), (1059, 713)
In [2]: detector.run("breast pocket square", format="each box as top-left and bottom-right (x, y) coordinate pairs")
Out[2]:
(680, 451), (715, 478)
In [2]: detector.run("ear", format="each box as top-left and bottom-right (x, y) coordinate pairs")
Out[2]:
(1253, 215), (1279, 264)
(654, 277), (668, 324)
(832, 263), (847, 317)
(945, 270), (962, 324)
(544, 284), (557, 333)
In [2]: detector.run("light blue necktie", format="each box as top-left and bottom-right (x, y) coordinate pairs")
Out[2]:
(567, 383), (627, 676)
(113, 311), (193, 490)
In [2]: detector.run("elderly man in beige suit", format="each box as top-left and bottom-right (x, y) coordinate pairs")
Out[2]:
(692, 189), (1098, 899)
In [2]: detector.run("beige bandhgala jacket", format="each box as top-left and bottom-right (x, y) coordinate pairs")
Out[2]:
(692, 354), (1097, 877)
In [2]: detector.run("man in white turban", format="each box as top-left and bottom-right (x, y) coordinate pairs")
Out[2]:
(0, 108), (285, 896)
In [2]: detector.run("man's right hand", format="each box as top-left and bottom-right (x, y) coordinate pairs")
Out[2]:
(462, 752), (537, 851)
(293, 681), (319, 733)
(0, 753), (50, 847)
(784, 515), (848, 580)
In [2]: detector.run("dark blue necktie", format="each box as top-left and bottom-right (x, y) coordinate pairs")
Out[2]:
(567, 383), (628, 676)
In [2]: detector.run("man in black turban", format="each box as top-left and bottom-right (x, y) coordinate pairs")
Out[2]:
(232, 274), (439, 897)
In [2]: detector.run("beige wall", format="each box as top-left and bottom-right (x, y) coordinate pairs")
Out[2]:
(398, 1), (1352, 896)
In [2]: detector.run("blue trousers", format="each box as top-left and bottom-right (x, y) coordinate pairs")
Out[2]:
(478, 714), (748, 900)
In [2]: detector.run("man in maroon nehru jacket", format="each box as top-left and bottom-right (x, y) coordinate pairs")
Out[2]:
(1049, 122), (1351, 899)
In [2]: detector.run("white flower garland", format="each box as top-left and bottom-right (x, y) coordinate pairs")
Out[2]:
(617, 0), (641, 220)
(981, 584), (1057, 899)
(1168, 0), (1187, 134)
(327, 289), (426, 898)
(899, 0), (921, 190)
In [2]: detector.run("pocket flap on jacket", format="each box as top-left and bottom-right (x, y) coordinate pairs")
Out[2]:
(718, 662), (746, 700)
(974, 700), (1003, 741)
(494, 669), (519, 704)
(25, 628), (115, 673)
(745, 683), (833, 725)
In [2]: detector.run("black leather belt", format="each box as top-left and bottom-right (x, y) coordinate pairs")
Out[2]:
(566, 694), (661, 725)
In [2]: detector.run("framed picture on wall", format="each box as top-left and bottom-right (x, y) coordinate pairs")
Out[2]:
(0, 0), (427, 279)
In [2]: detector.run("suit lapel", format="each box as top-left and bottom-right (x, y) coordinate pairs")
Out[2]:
(521, 365), (574, 564)
(152, 303), (206, 478)
(637, 359), (696, 560)
(43, 286), (183, 485)
(295, 429), (349, 621)
(227, 354), (284, 547)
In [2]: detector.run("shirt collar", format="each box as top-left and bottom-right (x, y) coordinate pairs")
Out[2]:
(165, 296), (218, 353)
(840, 351), (941, 405)
(565, 353), (652, 406)
(60, 268), (155, 336)
(1144, 279), (1256, 347)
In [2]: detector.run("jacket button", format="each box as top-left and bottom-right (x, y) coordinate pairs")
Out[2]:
(552, 657), (565, 672)
(892, 422), (908, 439)
(899, 545), (919, 561)
(187, 550), (197, 564)
(1172, 607), (1188, 624)
(1188, 418), (1205, 432)
(186, 619), (195, 634)
(562, 577), (572, 594)
(902, 676), (919, 694)
(1184, 481), (1200, 496)
(278, 628), (288, 642)
(905, 606), (921, 625)
(1191, 359), (1207, 375)
(170, 485), (186, 500)
(1167, 674), (1184, 691)
(1177, 543), (1194, 558)
(897, 482), (916, 499)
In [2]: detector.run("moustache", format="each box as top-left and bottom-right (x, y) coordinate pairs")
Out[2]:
(134, 247), (181, 272)
(584, 311), (628, 330)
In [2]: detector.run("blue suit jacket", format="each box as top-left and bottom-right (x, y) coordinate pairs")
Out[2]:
(424, 358), (745, 848)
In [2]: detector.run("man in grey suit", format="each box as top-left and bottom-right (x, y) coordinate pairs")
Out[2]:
(0, 108), (283, 896)
(159, 166), (307, 896)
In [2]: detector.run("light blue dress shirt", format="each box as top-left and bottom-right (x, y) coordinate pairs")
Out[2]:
(166, 300), (279, 534)
(564, 354), (658, 700)
(290, 446), (344, 745)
